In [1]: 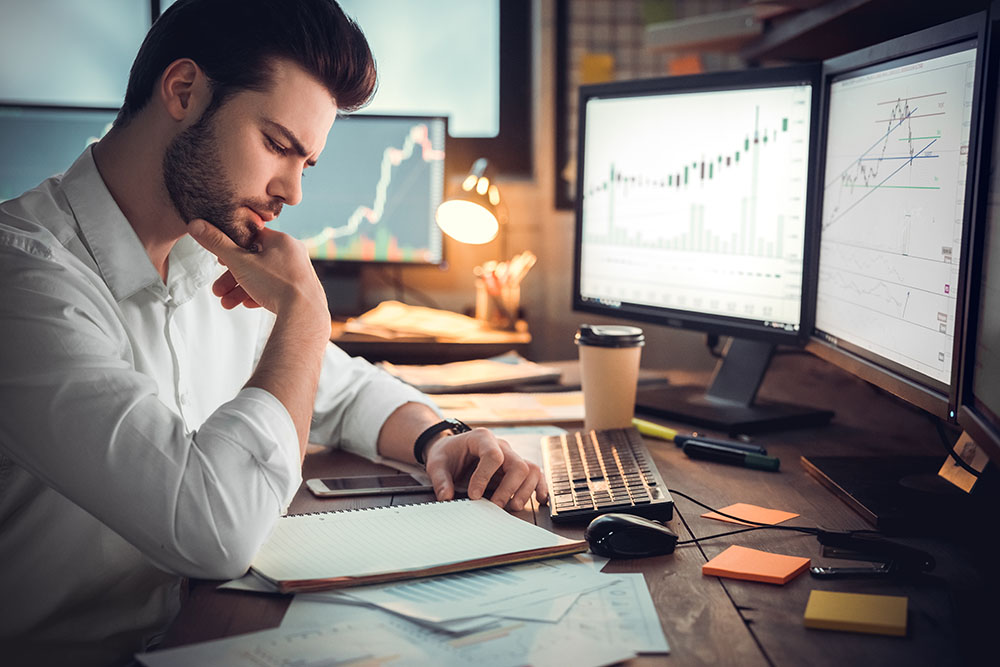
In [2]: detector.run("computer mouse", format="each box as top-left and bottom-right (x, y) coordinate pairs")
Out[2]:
(585, 513), (679, 559)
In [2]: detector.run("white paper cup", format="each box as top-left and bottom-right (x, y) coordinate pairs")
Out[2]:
(576, 324), (644, 431)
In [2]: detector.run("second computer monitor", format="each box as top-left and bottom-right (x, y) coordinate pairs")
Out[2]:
(810, 14), (986, 420)
(574, 65), (831, 433)
(272, 113), (446, 265)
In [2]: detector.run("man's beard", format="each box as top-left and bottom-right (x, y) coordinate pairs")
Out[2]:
(163, 107), (280, 250)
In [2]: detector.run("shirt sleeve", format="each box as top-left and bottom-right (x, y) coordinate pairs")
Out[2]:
(0, 235), (299, 581)
(308, 342), (442, 462)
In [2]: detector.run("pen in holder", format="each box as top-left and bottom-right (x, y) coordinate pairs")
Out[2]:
(473, 251), (534, 331)
(474, 276), (519, 330)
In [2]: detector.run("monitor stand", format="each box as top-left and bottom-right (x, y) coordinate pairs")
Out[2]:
(800, 454), (997, 536)
(316, 263), (365, 318)
(635, 338), (833, 435)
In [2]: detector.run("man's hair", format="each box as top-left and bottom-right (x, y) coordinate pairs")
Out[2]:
(116, 0), (376, 126)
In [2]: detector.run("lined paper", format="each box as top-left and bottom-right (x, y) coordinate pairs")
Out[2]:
(251, 499), (583, 584)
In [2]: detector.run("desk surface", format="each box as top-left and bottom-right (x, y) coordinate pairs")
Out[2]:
(161, 353), (998, 665)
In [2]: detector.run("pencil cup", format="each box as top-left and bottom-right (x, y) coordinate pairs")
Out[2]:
(475, 278), (520, 330)
(576, 324), (644, 431)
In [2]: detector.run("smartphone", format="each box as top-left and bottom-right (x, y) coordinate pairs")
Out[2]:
(306, 474), (433, 498)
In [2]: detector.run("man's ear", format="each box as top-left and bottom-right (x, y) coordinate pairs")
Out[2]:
(158, 58), (210, 122)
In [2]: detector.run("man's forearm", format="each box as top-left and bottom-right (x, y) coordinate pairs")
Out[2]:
(246, 303), (330, 460)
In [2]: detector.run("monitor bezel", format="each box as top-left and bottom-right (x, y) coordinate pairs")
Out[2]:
(806, 12), (989, 422)
(572, 64), (823, 347)
(280, 112), (449, 269)
(957, 2), (1000, 462)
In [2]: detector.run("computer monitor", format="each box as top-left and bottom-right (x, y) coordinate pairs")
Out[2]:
(266, 113), (446, 316)
(801, 13), (990, 534)
(958, 4), (1000, 466)
(808, 15), (986, 421)
(0, 104), (117, 202)
(272, 114), (446, 266)
(573, 64), (832, 434)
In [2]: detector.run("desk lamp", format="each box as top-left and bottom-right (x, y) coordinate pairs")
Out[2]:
(435, 158), (504, 253)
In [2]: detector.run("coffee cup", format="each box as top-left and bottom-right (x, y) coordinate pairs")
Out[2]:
(575, 324), (645, 431)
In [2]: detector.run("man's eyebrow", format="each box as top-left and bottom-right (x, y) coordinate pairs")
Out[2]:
(261, 118), (318, 167)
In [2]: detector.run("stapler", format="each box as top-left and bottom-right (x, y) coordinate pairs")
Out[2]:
(809, 530), (936, 579)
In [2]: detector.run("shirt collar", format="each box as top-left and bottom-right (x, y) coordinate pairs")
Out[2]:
(61, 146), (217, 304)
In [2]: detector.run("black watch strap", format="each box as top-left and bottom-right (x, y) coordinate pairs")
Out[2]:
(413, 418), (471, 465)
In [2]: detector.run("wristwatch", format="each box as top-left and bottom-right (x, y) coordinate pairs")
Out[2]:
(413, 418), (471, 466)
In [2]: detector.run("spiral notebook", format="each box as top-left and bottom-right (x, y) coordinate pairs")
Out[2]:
(250, 499), (588, 594)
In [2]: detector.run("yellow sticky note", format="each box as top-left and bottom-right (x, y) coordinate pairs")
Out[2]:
(804, 590), (908, 637)
(702, 502), (800, 526)
(702, 545), (810, 585)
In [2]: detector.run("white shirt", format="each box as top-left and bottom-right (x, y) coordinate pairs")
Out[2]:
(0, 148), (437, 666)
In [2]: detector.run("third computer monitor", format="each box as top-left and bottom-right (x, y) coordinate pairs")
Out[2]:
(573, 65), (831, 433)
(958, 3), (1000, 465)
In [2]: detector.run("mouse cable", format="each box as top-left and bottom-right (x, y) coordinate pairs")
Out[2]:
(666, 489), (935, 574)
(668, 488), (821, 547)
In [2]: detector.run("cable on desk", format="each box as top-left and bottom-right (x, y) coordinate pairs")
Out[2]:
(930, 413), (981, 478)
(668, 488), (820, 547)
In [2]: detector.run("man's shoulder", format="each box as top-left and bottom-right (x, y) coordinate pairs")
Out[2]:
(0, 175), (78, 258)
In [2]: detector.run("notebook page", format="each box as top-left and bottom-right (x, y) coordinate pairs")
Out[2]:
(251, 499), (577, 582)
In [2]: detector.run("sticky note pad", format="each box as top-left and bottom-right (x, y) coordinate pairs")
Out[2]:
(702, 545), (810, 585)
(702, 503), (800, 526)
(803, 590), (907, 637)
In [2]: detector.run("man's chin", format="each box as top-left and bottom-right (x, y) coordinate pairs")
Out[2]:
(207, 219), (257, 250)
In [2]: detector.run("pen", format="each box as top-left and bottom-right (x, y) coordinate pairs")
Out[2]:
(682, 441), (781, 472)
(675, 434), (767, 455)
(632, 417), (767, 454)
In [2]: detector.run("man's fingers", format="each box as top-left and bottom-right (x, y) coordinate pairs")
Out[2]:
(465, 444), (503, 500)
(187, 218), (240, 258)
(426, 463), (455, 501)
(212, 270), (239, 297)
(507, 466), (542, 512)
(486, 441), (529, 508)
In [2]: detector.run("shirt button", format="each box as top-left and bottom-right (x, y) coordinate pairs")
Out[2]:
(179, 393), (189, 407)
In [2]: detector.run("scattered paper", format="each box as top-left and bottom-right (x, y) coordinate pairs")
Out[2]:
(380, 353), (561, 393)
(432, 392), (584, 425)
(307, 556), (618, 624)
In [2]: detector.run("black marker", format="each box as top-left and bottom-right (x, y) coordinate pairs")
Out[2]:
(683, 441), (780, 472)
(674, 434), (767, 455)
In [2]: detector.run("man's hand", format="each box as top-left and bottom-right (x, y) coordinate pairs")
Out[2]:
(423, 428), (548, 511)
(187, 218), (327, 319)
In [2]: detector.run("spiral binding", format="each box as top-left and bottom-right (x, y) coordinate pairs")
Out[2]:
(290, 497), (470, 518)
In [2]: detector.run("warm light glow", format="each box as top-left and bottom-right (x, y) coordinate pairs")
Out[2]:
(462, 174), (478, 191)
(435, 200), (500, 244)
(476, 176), (490, 195)
(488, 184), (500, 206)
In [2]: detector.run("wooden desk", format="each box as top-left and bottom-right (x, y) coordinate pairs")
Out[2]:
(161, 353), (998, 665)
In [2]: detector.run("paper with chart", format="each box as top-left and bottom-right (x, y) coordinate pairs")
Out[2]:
(283, 573), (669, 658)
(139, 603), (634, 667)
(307, 555), (616, 623)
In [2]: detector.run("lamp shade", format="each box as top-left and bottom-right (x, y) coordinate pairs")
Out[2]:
(436, 158), (501, 245)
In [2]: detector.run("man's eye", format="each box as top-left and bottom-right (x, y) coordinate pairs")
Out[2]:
(266, 137), (287, 155)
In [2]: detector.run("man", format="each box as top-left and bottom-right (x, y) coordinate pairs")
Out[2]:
(0, 1), (546, 664)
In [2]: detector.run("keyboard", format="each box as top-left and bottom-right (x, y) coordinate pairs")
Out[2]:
(542, 427), (673, 523)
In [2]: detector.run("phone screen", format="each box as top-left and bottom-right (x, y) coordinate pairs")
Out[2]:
(319, 475), (425, 490)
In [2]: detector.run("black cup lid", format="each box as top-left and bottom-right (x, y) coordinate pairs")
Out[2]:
(575, 324), (645, 348)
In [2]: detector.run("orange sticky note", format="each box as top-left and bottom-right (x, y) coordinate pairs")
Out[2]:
(703, 545), (811, 585)
(702, 503), (800, 526)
